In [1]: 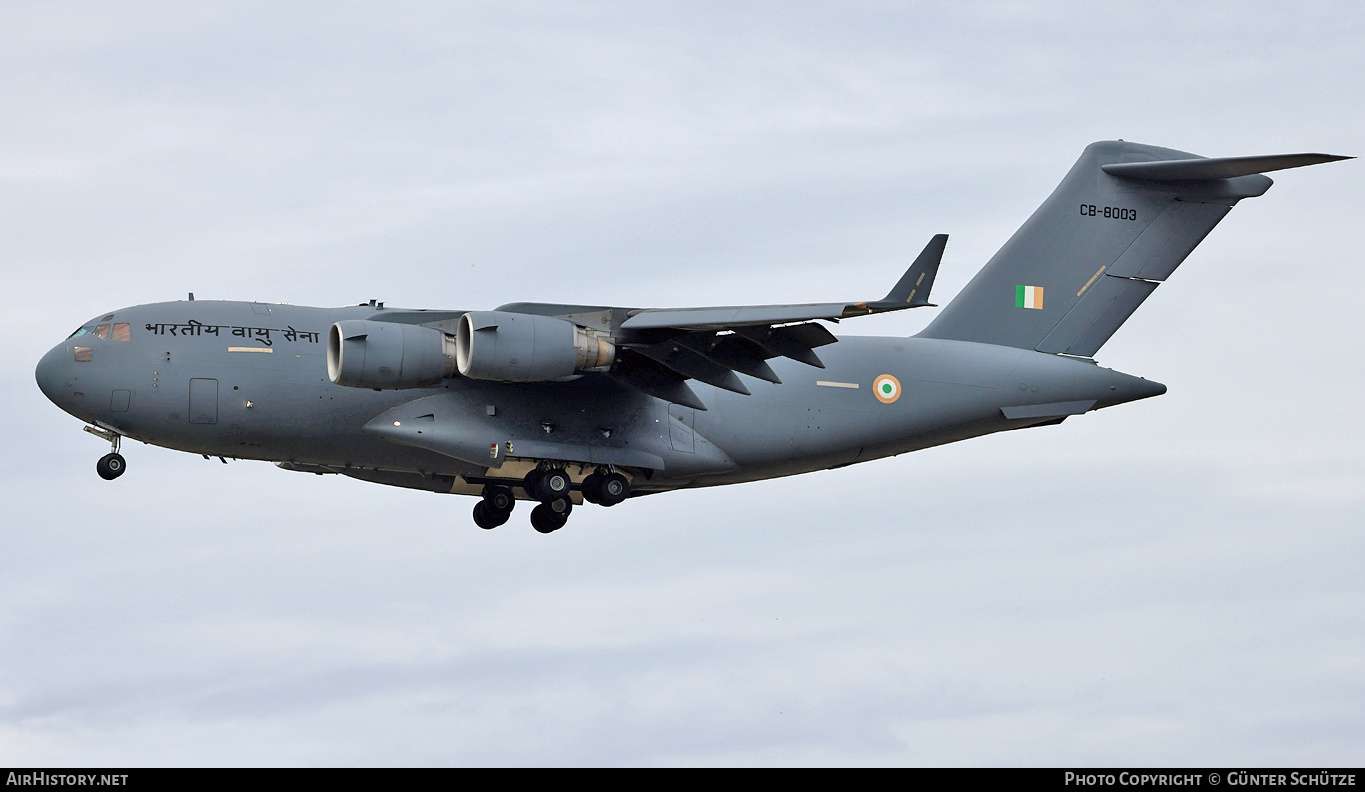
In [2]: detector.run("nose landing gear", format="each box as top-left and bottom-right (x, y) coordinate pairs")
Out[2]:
(85, 425), (126, 480)
(96, 452), (126, 480)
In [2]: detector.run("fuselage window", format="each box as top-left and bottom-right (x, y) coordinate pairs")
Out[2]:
(112, 323), (131, 341)
(94, 324), (110, 340)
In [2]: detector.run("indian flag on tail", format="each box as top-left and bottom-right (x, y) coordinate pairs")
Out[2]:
(1015, 285), (1044, 310)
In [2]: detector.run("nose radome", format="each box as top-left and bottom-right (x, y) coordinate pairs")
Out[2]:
(35, 344), (67, 405)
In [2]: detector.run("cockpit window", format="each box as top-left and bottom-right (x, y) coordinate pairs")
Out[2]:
(67, 323), (130, 341)
(74, 347), (92, 362)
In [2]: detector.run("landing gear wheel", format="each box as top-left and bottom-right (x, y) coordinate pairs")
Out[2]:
(96, 453), (126, 481)
(522, 469), (543, 500)
(581, 473), (603, 504)
(545, 496), (572, 518)
(482, 485), (516, 514)
(473, 500), (509, 530)
(597, 472), (629, 506)
(534, 468), (572, 502)
(530, 500), (570, 534)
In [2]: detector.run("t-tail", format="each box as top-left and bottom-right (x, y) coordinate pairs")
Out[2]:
(918, 140), (1349, 356)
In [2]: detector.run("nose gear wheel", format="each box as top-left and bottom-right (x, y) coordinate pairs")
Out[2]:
(96, 452), (126, 480)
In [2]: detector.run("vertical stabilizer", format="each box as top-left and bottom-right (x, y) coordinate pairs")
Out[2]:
(917, 141), (1347, 356)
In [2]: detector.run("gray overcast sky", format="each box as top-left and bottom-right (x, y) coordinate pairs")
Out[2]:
(1, 1), (1361, 766)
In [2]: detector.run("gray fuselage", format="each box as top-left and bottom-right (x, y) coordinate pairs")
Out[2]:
(35, 299), (1165, 497)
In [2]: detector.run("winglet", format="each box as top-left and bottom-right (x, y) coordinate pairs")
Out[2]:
(881, 234), (947, 307)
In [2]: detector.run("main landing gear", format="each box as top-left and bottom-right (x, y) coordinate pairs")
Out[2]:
(471, 465), (631, 533)
(581, 470), (629, 507)
(530, 499), (572, 534)
(523, 467), (573, 534)
(86, 425), (126, 480)
(472, 485), (515, 530)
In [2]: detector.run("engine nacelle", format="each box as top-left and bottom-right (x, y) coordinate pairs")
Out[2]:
(327, 320), (458, 389)
(456, 311), (615, 382)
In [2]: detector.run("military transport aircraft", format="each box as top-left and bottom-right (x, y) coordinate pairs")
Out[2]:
(35, 141), (1348, 533)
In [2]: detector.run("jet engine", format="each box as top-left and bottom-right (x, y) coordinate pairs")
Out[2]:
(327, 320), (458, 389)
(456, 311), (615, 382)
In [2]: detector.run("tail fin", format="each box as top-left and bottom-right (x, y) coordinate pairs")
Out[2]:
(918, 140), (1349, 356)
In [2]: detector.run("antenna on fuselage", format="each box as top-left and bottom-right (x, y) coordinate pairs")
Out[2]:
(188, 292), (195, 301)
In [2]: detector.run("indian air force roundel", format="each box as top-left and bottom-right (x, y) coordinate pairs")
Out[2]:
(873, 374), (901, 404)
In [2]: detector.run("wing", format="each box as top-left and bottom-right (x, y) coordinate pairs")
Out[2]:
(498, 234), (947, 410)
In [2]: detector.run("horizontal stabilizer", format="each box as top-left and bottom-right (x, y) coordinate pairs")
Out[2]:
(1103, 153), (1351, 181)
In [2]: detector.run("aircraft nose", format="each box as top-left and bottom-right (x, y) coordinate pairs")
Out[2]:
(35, 343), (68, 405)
